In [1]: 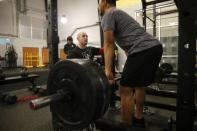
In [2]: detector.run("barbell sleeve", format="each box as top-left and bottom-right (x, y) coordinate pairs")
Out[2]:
(30, 93), (65, 110)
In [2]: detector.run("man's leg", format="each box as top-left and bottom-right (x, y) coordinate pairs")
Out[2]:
(134, 87), (145, 119)
(120, 86), (135, 125)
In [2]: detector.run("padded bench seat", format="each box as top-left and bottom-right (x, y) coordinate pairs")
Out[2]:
(0, 74), (39, 86)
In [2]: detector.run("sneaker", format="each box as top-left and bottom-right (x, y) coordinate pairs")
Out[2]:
(132, 116), (146, 128)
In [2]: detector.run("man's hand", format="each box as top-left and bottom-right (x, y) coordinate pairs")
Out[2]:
(105, 69), (114, 85)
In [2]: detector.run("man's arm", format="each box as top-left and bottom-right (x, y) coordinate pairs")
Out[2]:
(103, 30), (115, 80)
(67, 48), (78, 59)
(67, 51), (74, 59)
(64, 44), (68, 54)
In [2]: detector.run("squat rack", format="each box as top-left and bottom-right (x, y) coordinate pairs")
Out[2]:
(46, 0), (196, 131)
(141, 0), (196, 131)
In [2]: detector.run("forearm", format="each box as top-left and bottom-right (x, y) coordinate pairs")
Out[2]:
(104, 42), (115, 72)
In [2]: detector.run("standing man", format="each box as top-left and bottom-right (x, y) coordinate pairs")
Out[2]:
(67, 32), (102, 60)
(64, 36), (76, 56)
(98, 0), (163, 127)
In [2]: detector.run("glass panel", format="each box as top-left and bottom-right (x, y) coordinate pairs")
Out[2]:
(160, 36), (178, 55)
(161, 57), (178, 71)
(20, 15), (31, 26)
(160, 26), (178, 37)
(20, 26), (31, 39)
(146, 10), (154, 28)
(160, 36), (178, 71)
(43, 29), (47, 40)
(32, 28), (42, 40)
(146, 27), (159, 36)
(134, 3), (179, 71)
(31, 17), (44, 28)
(136, 12), (143, 26)
(160, 13), (178, 26)
(160, 5), (177, 14)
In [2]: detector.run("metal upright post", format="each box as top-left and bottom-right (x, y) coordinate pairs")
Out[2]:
(47, 1), (60, 130)
(141, 0), (147, 30)
(47, 0), (59, 67)
(196, 5), (197, 38)
(98, 0), (104, 47)
(153, 4), (157, 36)
(176, 0), (196, 131)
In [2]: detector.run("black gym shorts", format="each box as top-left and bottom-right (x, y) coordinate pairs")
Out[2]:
(120, 45), (163, 87)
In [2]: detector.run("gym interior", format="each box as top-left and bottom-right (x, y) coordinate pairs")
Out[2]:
(0, 0), (196, 131)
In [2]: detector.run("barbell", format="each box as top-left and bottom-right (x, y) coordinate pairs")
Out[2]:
(30, 59), (110, 130)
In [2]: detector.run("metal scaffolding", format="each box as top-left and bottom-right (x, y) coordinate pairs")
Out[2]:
(141, 0), (196, 131)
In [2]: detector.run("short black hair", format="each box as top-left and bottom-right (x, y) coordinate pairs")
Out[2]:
(67, 36), (73, 41)
(106, 0), (116, 5)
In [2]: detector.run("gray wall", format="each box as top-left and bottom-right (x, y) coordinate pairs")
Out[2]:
(58, 0), (101, 48)
(0, 0), (47, 66)
(0, 0), (17, 37)
(0, 0), (143, 69)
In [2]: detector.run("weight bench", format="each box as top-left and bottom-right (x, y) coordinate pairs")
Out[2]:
(0, 74), (39, 88)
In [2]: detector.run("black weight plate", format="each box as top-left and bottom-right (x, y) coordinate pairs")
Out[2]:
(81, 61), (110, 120)
(160, 63), (173, 75)
(69, 59), (110, 121)
(47, 59), (109, 130)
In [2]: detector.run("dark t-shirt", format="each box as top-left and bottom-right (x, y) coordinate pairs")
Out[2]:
(67, 46), (100, 60)
(64, 43), (76, 54)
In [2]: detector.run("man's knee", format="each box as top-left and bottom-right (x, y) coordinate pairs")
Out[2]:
(120, 86), (134, 96)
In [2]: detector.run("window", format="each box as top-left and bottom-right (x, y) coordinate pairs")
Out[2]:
(19, 14), (47, 40)
(135, 4), (179, 71)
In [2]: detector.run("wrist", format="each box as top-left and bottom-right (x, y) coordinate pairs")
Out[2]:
(105, 68), (111, 73)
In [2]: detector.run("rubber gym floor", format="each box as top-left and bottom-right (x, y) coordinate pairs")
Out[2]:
(0, 68), (196, 131)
